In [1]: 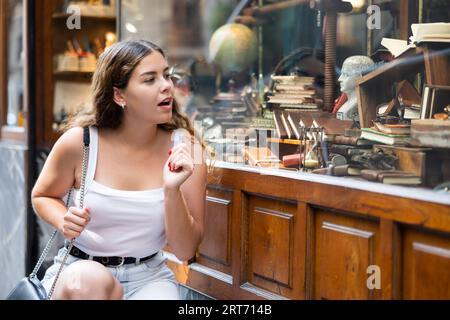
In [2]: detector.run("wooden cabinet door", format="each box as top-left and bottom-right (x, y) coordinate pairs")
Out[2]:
(314, 210), (381, 300)
(403, 229), (450, 299)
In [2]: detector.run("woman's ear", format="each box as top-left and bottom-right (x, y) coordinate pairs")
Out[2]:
(113, 87), (126, 106)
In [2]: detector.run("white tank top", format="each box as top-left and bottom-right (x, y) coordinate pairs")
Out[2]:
(73, 126), (166, 257)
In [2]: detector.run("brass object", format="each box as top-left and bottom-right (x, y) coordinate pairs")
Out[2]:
(433, 113), (449, 120)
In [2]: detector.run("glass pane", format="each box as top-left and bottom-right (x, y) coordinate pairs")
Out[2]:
(51, 0), (117, 132)
(6, 0), (24, 127)
(118, 0), (450, 191)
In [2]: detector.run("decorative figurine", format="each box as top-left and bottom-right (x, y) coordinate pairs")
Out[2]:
(334, 55), (375, 121)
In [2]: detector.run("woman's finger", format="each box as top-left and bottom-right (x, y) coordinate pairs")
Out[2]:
(66, 223), (83, 233)
(70, 207), (91, 221)
(173, 158), (193, 172)
(65, 213), (88, 227)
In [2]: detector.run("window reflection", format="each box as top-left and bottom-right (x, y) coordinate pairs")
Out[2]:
(6, 0), (24, 127)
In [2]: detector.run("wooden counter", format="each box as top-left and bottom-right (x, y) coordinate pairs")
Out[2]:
(166, 162), (450, 300)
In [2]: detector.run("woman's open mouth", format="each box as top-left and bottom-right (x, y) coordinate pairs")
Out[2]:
(158, 97), (172, 110)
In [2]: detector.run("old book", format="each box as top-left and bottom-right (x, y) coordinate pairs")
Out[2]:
(268, 97), (315, 104)
(271, 93), (315, 99)
(373, 122), (411, 135)
(272, 111), (284, 138)
(360, 128), (411, 145)
(330, 144), (372, 157)
(243, 146), (281, 167)
(333, 164), (362, 176)
(381, 172), (421, 185)
(333, 135), (374, 146)
(280, 112), (292, 139)
(278, 103), (318, 109)
(312, 164), (361, 176)
(410, 22), (450, 43)
(381, 37), (415, 58)
(275, 88), (314, 94)
(360, 169), (421, 185)
(411, 119), (450, 148)
(271, 75), (315, 83)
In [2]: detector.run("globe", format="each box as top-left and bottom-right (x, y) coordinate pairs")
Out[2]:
(209, 23), (257, 74)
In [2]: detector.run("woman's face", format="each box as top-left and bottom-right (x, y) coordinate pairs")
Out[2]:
(120, 51), (174, 124)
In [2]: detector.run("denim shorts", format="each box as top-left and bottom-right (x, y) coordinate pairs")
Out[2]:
(41, 247), (180, 300)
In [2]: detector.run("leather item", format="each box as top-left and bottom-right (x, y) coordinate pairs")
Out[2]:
(6, 277), (47, 300)
(68, 245), (158, 267)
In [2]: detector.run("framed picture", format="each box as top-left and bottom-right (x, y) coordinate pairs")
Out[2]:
(420, 84), (450, 119)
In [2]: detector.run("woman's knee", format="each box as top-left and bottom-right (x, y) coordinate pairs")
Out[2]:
(52, 260), (123, 300)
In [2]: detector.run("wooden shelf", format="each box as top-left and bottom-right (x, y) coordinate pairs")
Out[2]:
(53, 70), (93, 82)
(52, 13), (116, 22)
(356, 43), (450, 128)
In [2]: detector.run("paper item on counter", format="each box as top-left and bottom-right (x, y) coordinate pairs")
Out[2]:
(381, 38), (415, 58)
(382, 23), (450, 58)
(411, 23), (450, 44)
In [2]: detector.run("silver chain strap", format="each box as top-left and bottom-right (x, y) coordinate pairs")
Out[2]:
(27, 130), (89, 300)
(47, 144), (89, 299)
(29, 190), (72, 279)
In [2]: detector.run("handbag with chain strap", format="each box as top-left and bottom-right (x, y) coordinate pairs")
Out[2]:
(6, 127), (90, 300)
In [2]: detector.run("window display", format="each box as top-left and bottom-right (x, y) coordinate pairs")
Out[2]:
(118, 0), (449, 192)
(6, 0), (24, 128)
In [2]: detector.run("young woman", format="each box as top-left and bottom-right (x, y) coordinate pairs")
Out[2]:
(31, 40), (206, 300)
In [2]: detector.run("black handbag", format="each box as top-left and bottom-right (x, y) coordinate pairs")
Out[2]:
(7, 274), (48, 300)
(6, 127), (90, 300)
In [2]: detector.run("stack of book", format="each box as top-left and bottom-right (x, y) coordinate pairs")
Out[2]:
(267, 75), (317, 110)
(360, 122), (411, 145)
(329, 133), (374, 165)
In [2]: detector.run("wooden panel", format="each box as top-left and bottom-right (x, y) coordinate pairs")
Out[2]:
(379, 219), (401, 300)
(216, 167), (450, 233)
(403, 229), (450, 299)
(423, 43), (450, 86)
(170, 166), (450, 300)
(314, 210), (380, 300)
(251, 206), (293, 286)
(197, 187), (233, 274)
(244, 195), (304, 299)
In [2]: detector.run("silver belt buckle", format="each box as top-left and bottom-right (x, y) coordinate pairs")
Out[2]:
(117, 257), (125, 267)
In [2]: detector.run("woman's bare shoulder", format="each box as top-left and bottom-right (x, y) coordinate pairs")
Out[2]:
(52, 126), (85, 161)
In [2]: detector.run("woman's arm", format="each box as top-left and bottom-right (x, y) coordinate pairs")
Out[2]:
(163, 141), (207, 261)
(31, 127), (90, 238)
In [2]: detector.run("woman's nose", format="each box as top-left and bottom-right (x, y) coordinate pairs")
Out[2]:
(161, 77), (173, 92)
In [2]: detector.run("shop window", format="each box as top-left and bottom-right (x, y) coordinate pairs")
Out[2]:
(117, 0), (449, 190)
(0, 0), (25, 141)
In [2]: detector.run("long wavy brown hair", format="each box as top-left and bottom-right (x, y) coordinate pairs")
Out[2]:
(62, 40), (194, 137)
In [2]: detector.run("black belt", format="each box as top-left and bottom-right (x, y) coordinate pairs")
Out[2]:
(67, 245), (158, 267)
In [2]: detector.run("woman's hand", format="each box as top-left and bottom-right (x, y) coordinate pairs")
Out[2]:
(163, 142), (195, 191)
(61, 207), (91, 240)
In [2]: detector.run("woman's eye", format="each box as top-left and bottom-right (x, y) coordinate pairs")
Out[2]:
(144, 78), (155, 83)
(164, 73), (171, 79)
